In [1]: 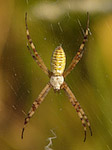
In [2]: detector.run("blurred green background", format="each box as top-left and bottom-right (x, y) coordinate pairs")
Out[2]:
(0, 0), (112, 150)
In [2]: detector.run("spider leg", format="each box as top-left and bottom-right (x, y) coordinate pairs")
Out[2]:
(61, 82), (92, 142)
(73, 100), (92, 136)
(77, 104), (92, 136)
(25, 12), (50, 77)
(27, 44), (38, 62)
(21, 82), (52, 139)
(26, 44), (49, 71)
(63, 12), (89, 78)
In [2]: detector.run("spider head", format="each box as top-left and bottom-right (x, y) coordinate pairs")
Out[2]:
(50, 76), (64, 90)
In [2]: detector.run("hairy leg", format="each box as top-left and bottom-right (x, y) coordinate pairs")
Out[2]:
(61, 81), (92, 141)
(21, 82), (52, 139)
(63, 12), (89, 78)
(25, 12), (50, 76)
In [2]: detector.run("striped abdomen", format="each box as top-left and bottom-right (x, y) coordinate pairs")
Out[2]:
(51, 46), (66, 76)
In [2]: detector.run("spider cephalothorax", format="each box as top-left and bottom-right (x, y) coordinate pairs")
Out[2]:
(50, 75), (64, 90)
(21, 12), (92, 142)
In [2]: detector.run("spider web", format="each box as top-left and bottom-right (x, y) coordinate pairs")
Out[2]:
(44, 130), (57, 150)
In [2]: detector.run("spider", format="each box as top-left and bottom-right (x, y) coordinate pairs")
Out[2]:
(21, 12), (92, 142)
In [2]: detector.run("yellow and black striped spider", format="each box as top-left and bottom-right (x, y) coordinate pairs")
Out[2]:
(21, 12), (92, 142)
